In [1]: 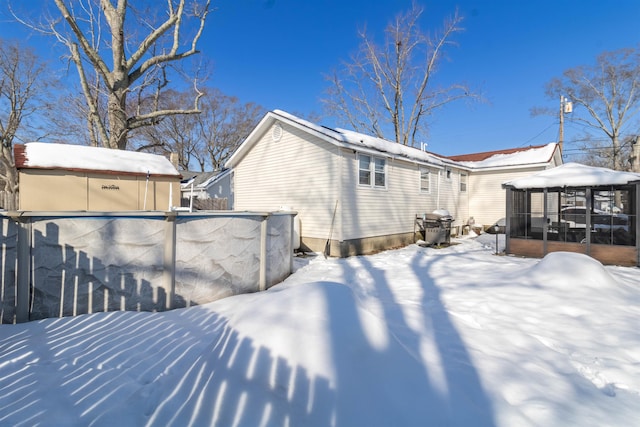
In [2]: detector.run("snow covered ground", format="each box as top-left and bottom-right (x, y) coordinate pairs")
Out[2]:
(1, 234), (638, 426)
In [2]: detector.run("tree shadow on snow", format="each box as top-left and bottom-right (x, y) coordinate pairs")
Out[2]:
(0, 304), (338, 426)
(330, 252), (497, 426)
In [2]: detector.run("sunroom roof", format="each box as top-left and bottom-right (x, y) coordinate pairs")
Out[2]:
(503, 163), (640, 189)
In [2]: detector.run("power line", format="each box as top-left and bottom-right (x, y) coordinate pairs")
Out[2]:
(519, 121), (557, 147)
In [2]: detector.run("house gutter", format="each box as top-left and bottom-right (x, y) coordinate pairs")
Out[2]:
(461, 161), (552, 173)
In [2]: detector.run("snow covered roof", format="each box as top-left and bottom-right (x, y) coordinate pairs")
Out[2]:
(226, 110), (445, 168)
(15, 143), (181, 177)
(180, 169), (231, 189)
(226, 110), (560, 172)
(503, 162), (640, 189)
(447, 143), (559, 170)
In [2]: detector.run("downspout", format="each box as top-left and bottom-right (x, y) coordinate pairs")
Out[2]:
(437, 169), (441, 210)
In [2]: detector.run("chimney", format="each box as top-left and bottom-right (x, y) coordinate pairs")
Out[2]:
(169, 152), (179, 169)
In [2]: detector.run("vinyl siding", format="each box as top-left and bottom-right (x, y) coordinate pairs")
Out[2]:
(469, 166), (546, 226)
(233, 114), (557, 247)
(205, 173), (233, 208)
(468, 148), (562, 226)
(436, 168), (469, 227)
(233, 121), (338, 239)
(338, 151), (468, 240)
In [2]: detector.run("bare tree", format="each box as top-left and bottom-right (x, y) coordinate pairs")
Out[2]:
(323, 4), (476, 146)
(134, 87), (264, 171)
(0, 39), (53, 209)
(15, 0), (211, 150)
(134, 89), (205, 170)
(543, 47), (640, 171)
(197, 89), (264, 171)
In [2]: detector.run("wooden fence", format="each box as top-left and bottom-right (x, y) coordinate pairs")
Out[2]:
(180, 197), (228, 210)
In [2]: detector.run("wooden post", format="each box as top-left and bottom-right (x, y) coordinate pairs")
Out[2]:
(15, 218), (31, 323)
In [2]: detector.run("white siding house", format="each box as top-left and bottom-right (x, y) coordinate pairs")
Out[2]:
(446, 144), (563, 226)
(180, 169), (234, 209)
(226, 110), (561, 256)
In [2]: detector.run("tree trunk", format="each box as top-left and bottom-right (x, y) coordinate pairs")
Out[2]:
(108, 85), (128, 150)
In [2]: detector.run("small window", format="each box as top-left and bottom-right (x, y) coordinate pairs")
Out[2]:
(445, 167), (452, 180)
(359, 155), (371, 185)
(420, 167), (430, 192)
(460, 172), (467, 192)
(374, 158), (386, 187)
(358, 153), (386, 188)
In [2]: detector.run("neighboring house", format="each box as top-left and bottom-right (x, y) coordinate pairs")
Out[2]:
(180, 169), (233, 210)
(502, 162), (640, 266)
(444, 144), (563, 226)
(15, 142), (182, 211)
(226, 110), (561, 257)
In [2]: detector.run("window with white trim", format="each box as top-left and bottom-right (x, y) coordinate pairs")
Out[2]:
(359, 154), (371, 185)
(460, 172), (467, 192)
(419, 167), (430, 193)
(374, 157), (386, 187)
(358, 154), (386, 188)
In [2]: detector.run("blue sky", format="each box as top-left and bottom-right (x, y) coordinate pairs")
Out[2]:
(2, 1), (640, 157)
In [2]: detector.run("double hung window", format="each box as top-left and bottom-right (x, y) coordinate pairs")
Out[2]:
(420, 167), (430, 193)
(359, 154), (386, 188)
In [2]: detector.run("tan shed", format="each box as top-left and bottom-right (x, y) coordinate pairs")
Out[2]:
(15, 143), (181, 211)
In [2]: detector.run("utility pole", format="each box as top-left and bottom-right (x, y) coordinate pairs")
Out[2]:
(559, 96), (572, 155)
(559, 96), (564, 152)
(631, 136), (640, 173)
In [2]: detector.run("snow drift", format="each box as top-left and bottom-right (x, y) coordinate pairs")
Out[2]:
(0, 239), (638, 426)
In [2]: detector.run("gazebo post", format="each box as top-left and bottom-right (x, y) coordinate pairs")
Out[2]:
(505, 187), (512, 254)
(585, 188), (592, 256)
(543, 188), (548, 255)
(636, 183), (640, 266)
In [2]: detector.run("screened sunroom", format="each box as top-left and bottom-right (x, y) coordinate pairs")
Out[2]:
(502, 163), (640, 266)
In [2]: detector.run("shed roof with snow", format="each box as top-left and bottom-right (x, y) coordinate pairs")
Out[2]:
(15, 142), (181, 178)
